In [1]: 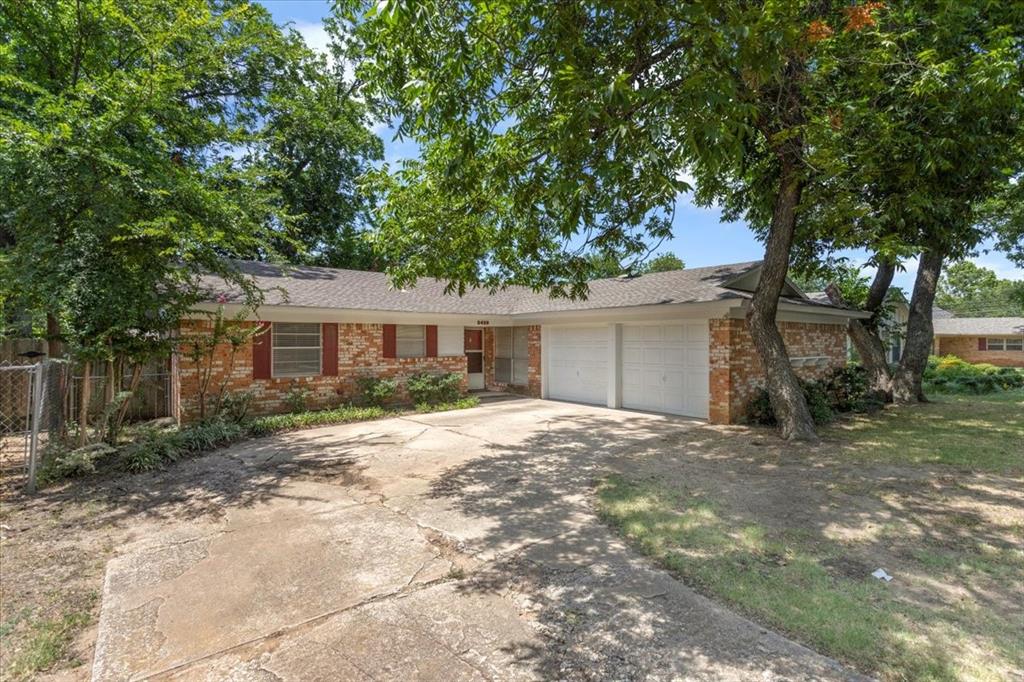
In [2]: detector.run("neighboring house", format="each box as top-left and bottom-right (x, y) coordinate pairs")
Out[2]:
(932, 317), (1024, 367)
(176, 260), (868, 425)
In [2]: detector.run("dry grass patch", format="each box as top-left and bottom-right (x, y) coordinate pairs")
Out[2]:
(598, 392), (1024, 681)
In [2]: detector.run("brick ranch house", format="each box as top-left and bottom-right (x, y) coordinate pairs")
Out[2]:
(173, 260), (869, 424)
(931, 315), (1024, 367)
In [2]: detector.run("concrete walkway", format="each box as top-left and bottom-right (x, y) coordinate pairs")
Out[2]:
(92, 399), (862, 681)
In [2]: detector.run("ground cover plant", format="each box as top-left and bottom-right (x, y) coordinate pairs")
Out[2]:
(38, 392), (479, 485)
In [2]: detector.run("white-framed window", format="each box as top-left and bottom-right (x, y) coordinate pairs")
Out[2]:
(494, 326), (530, 385)
(396, 325), (426, 358)
(989, 337), (1023, 351)
(272, 322), (321, 376)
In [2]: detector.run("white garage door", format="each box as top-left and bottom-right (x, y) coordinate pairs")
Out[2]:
(621, 322), (709, 418)
(547, 326), (608, 405)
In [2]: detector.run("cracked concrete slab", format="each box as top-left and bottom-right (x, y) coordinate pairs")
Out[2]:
(93, 399), (863, 681)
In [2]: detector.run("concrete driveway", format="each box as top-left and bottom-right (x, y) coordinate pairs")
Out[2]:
(92, 398), (859, 681)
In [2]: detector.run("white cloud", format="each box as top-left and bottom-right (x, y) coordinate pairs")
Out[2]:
(292, 19), (332, 58)
(969, 255), (1023, 282)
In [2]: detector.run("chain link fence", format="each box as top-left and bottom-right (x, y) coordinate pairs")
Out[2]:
(0, 358), (171, 492)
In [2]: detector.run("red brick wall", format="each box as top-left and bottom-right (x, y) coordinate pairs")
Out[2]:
(937, 336), (1024, 367)
(177, 320), (467, 422)
(482, 325), (542, 398)
(709, 318), (847, 424)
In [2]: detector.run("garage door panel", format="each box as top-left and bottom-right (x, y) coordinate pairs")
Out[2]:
(547, 327), (608, 405)
(621, 322), (709, 418)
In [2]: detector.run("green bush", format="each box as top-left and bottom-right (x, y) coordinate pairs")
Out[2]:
(821, 365), (884, 413)
(284, 385), (311, 413)
(923, 355), (1024, 394)
(39, 443), (116, 481)
(406, 372), (463, 405)
(745, 363), (894, 426)
(746, 380), (834, 426)
(218, 390), (254, 423)
(356, 376), (398, 407)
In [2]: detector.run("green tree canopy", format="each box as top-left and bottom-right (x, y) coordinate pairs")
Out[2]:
(937, 262), (1024, 317)
(0, 0), (381, 358)
(642, 253), (685, 274)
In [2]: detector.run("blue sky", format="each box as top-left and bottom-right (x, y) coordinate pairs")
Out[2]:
(257, 0), (1022, 291)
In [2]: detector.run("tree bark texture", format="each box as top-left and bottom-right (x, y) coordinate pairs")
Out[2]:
(77, 360), (91, 447)
(893, 250), (943, 403)
(748, 158), (818, 441)
(826, 259), (895, 401)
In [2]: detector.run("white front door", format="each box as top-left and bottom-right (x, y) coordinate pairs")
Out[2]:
(621, 322), (710, 418)
(547, 326), (608, 405)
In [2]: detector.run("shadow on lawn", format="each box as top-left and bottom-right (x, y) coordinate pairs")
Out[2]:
(7, 399), (1019, 680)
(416, 411), (861, 680)
(421, 408), (1022, 680)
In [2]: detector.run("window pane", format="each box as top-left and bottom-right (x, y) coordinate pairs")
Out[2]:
(1006, 338), (1023, 351)
(495, 328), (512, 359)
(495, 358), (512, 384)
(988, 338), (1005, 351)
(273, 348), (320, 376)
(513, 327), (529, 360)
(512, 357), (528, 385)
(272, 323), (320, 376)
(273, 322), (320, 344)
(397, 339), (425, 357)
(395, 325), (425, 358)
(397, 325), (424, 340)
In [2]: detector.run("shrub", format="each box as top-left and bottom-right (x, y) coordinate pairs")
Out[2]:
(39, 443), (116, 481)
(218, 390), (254, 423)
(746, 377), (843, 426)
(357, 376), (398, 407)
(803, 381), (836, 424)
(406, 372), (463, 405)
(923, 355), (1024, 394)
(285, 384), (311, 413)
(119, 425), (183, 472)
(821, 365), (884, 413)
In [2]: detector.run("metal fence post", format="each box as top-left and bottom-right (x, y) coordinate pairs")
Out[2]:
(25, 361), (45, 493)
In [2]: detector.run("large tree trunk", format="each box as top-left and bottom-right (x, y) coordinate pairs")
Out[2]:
(45, 313), (66, 434)
(748, 158), (818, 442)
(77, 360), (91, 447)
(892, 250), (943, 403)
(826, 258), (895, 401)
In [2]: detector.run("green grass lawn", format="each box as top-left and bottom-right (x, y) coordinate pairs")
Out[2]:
(597, 391), (1024, 681)
(828, 391), (1024, 473)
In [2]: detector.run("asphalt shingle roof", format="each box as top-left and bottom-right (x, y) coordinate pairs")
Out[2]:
(933, 317), (1024, 336)
(202, 260), (851, 316)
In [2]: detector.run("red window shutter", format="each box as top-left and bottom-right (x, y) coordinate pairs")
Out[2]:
(425, 325), (438, 357)
(382, 324), (397, 358)
(322, 323), (338, 376)
(978, 338), (987, 351)
(253, 321), (272, 379)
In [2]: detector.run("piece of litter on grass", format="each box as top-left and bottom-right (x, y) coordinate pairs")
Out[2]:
(871, 568), (893, 582)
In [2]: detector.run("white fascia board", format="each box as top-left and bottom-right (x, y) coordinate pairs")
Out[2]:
(509, 300), (735, 325)
(725, 300), (870, 323)
(189, 303), (515, 327)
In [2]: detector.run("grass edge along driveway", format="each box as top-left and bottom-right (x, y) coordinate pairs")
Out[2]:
(597, 392), (1024, 682)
